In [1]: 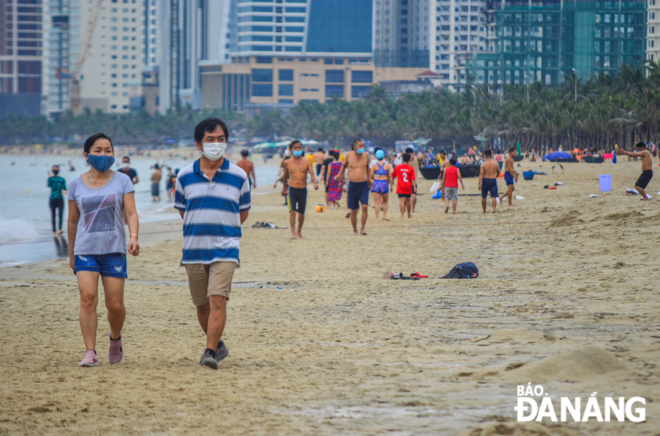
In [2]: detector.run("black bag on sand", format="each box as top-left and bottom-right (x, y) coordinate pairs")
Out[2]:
(442, 262), (479, 279)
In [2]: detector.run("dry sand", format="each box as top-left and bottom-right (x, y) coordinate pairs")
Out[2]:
(1, 159), (659, 435)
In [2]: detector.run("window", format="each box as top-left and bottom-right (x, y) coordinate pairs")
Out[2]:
(326, 70), (344, 83)
(285, 17), (305, 23)
(351, 86), (370, 98)
(253, 84), (273, 96)
(256, 57), (273, 64)
(279, 69), (293, 81)
(278, 84), (293, 96)
(252, 68), (273, 82)
(334, 59), (343, 65)
(279, 99), (294, 104)
(285, 26), (304, 32)
(324, 59), (333, 64)
(325, 85), (344, 98)
(351, 71), (372, 83)
(285, 36), (303, 42)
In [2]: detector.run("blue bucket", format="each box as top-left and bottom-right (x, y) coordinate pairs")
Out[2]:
(599, 174), (612, 191)
(522, 171), (535, 181)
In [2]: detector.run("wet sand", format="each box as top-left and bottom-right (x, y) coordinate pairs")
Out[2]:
(1, 159), (659, 435)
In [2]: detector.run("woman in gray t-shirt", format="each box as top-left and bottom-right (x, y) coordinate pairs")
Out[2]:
(67, 133), (140, 368)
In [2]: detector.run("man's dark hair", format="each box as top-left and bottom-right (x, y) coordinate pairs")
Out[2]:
(83, 133), (113, 154)
(194, 117), (229, 143)
(405, 147), (414, 154)
(484, 149), (492, 158)
(122, 156), (130, 163)
(154, 163), (159, 169)
(318, 147), (324, 152)
(636, 142), (646, 149)
(450, 158), (457, 166)
(439, 149), (446, 155)
(289, 139), (301, 149)
(352, 138), (364, 149)
(509, 147), (516, 153)
(241, 149), (249, 157)
(402, 152), (411, 162)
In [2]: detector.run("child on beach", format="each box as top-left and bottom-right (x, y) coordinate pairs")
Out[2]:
(392, 152), (416, 219)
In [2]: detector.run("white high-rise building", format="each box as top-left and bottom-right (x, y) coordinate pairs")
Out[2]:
(647, 0), (660, 63)
(159, 0), (230, 112)
(429, 0), (487, 89)
(374, 0), (430, 68)
(45, 0), (144, 114)
(143, 0), (160, 67)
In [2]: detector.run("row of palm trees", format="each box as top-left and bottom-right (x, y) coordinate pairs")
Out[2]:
(2, 65), (660, 152)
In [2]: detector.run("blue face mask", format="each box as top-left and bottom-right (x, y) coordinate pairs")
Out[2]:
(356, 148), (365, 155)
(292, 150), (303, 157)
(87, 154), (115, 173)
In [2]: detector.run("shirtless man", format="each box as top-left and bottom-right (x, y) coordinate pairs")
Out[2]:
(499, 147), (519, 206)
(282, 140), (318, 238)
(617, 142), (653, 200)
(313, 148), (326, 178)
(438, 149), (450, 197)
(335, 138), (370, 235)
(406, 147), (421, 212)
(236, 149), (256, 189)
(478, 149), (501, 213)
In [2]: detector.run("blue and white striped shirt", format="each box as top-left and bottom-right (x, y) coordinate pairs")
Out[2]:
(174, 158), (251, 264)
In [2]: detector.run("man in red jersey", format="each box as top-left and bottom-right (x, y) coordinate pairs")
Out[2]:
(440, 158), (464, 214)
(392, 152), (416, 219)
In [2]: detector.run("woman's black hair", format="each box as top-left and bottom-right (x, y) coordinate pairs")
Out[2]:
(84, 133), (113, 154)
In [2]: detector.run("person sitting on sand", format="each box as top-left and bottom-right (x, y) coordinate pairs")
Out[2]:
(335, 138), (371, 235)
(499, 147), (519, 207)
(175, 118), (251, 370)
(616, 142), (653, 201)
(478, 149), (501, 214)
(282, 140), (318, 239)
(461, 153), (469, 165)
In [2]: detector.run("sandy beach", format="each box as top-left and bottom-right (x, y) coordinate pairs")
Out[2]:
(1, 159), (659, 435)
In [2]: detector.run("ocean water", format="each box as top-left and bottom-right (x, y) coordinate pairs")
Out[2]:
(0, 154), (279, 266)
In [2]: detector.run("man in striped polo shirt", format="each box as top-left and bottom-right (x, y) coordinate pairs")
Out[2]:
(174, 118), (251, 370)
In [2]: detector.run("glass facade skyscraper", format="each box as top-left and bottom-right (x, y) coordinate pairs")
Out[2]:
(230, 0), (372, 57)
(470, 0), (647, 86)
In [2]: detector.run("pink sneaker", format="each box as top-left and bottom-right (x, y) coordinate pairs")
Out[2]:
(78, 350), (98, 367)
(109, 333), (123, 364)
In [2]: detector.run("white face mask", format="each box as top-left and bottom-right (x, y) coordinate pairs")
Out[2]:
(121, 163), (130, 169)
(201, 142), (227, 161)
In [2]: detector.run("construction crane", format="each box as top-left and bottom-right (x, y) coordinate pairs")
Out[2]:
(55, 0), (103, 114)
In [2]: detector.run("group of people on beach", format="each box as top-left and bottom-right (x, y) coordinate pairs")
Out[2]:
(57, 116), (654, 371)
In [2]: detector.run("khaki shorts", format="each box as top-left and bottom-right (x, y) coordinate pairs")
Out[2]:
(184, 261), (236, 306)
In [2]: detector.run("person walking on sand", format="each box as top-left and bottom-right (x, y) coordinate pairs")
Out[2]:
(67, 133), (139, 367)
(117, 156), (139, 185)
(174, 118), (251, 370)
(313, 147), (326, 178)
(499, 147), (519, 206)
(440, 158), (464, 214)
(335, 138), (371, 235)
(369, 149), (391, 221)
(282, 139), (318, 239)
(617, 142), (653, 200)
(237, 149), (257, 190)
(392, 152), (416, 219)
(47, 165), (67, 236)
(326, 150), (344, 208)
(478, 149), (501, 214)
(150, 163), (162, 201)
(165, 167), (175, 201)
(406, 147), (421, 213)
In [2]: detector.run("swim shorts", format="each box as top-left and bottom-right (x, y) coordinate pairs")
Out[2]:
(348, 181), (369, 210)
(398, 193), (412, 198)
(315, 164), (323, 176)
(505, 172), (515, 186)
(74, 253), (127, 278)
(288, 187), (307, 214)
(372, 179), (389, 194)
(151, 182), (160, 197)
(444, 187), (459, 201)
(481, 178), (498, 198)
(636, 170), (653, 189)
